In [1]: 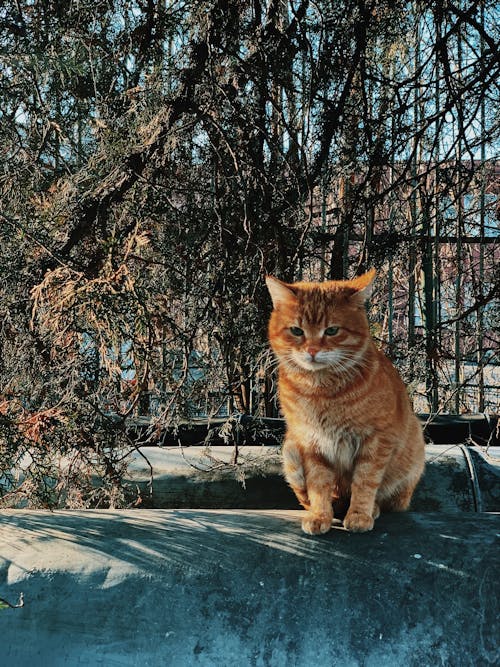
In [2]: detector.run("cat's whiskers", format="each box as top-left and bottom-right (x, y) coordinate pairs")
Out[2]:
(327, 349), (371, 383)
(279, 352), (303, 373)
(278, 346), (372, 383)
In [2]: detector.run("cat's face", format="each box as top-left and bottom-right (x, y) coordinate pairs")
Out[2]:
(266, 270), (375, 374)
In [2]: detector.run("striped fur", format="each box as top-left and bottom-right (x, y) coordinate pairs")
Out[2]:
(266, 270), (425, 535)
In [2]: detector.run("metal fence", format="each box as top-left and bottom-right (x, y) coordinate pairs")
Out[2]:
(293, 162), (499, 415)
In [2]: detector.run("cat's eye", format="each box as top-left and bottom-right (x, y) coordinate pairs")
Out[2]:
(325, 326), (340, 336)
(290, 326), (304, 336)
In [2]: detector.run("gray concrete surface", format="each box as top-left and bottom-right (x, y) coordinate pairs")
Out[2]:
(0, 509), (498, 666)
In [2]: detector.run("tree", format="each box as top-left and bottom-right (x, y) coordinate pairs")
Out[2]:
(1, 1), (498, 507)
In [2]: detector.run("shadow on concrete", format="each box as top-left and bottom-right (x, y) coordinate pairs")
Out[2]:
(1, 508), (492, 576)
(0, 509), (498, 666)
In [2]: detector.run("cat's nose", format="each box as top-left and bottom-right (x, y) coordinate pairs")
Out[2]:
(307, 346), (319, 359)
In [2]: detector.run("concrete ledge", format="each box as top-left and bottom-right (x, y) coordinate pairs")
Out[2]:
(125, 444), (490, 512)
(0, 509), (498, 666)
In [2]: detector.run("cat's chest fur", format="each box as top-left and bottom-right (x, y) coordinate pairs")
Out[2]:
(285, 397), (365, 471)
(313, 423), (362, 471)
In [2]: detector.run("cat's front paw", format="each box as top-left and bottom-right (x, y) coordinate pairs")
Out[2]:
(343, 510), (374, 533)
(301, 512), (332, 535)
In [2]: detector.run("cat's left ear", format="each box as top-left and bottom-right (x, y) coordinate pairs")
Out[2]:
(349, 268), (376, 305)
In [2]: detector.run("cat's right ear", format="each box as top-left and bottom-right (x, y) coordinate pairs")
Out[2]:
(265, 276), (298, 309)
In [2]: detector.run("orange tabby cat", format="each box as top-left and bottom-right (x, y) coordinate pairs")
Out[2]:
(266, 269), (425, 535)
